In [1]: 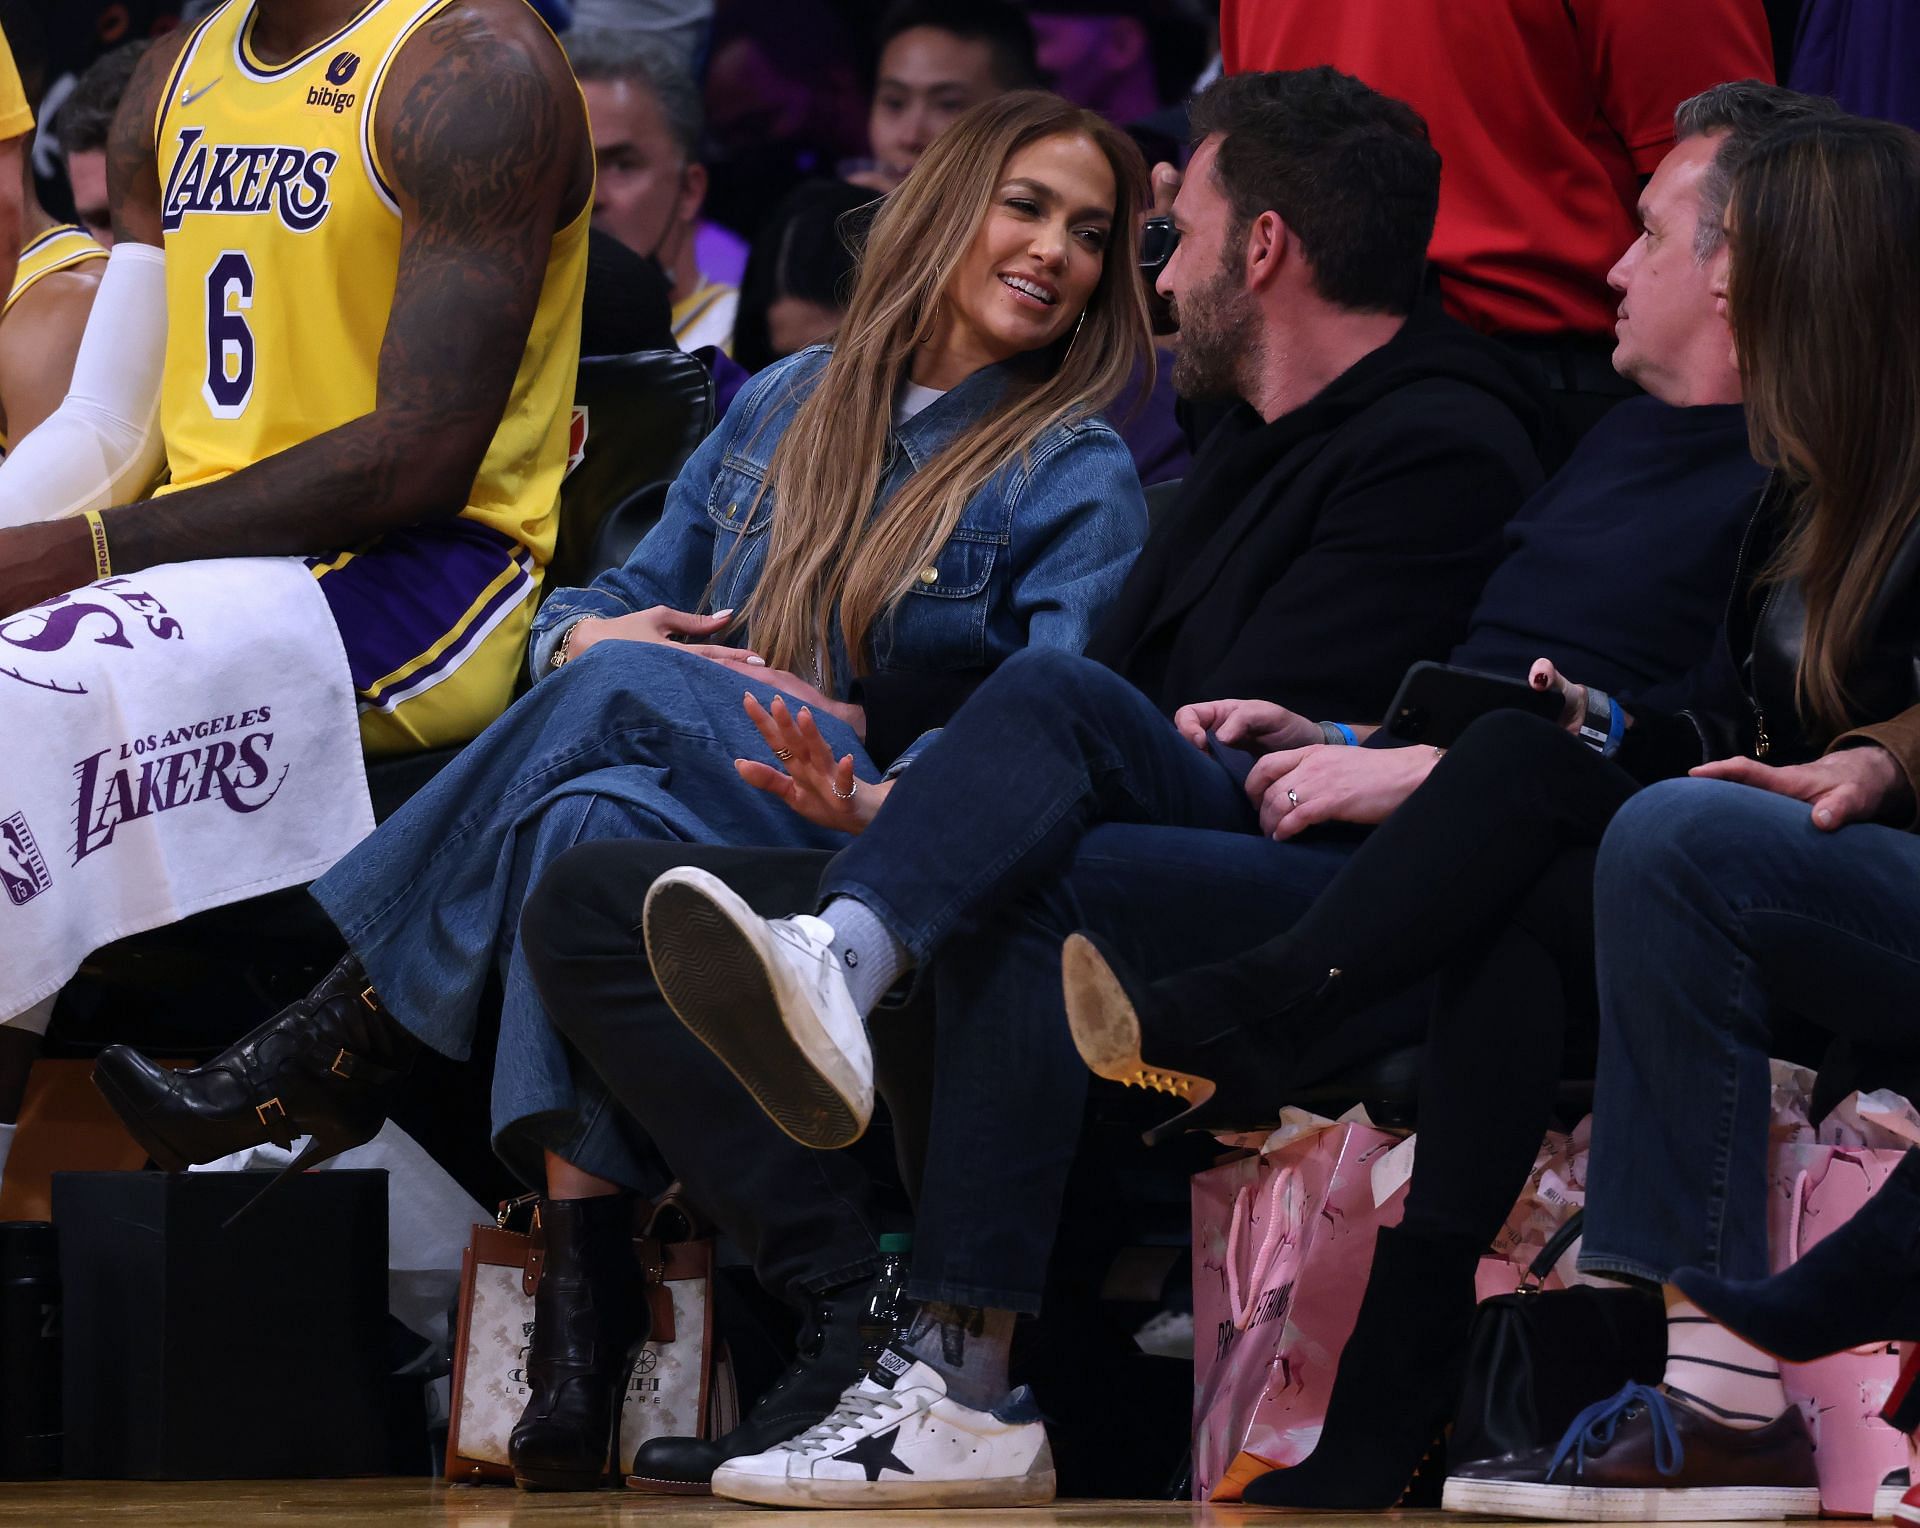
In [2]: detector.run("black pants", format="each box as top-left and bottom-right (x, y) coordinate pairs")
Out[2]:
(1250, 709), (1642, 1244)
(520, 842), (895, 1308)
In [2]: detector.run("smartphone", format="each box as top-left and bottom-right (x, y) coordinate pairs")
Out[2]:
(1382, 661), (1564, 747)
(1139, 216), (1178, 336)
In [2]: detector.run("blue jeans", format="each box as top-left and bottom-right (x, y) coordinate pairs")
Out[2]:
(1581, 778), (1920, 1285)
(822, 649), (1356, 1309)
(311, 639), (856, 1185)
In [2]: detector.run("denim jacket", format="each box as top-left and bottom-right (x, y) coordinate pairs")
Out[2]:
(529, 347), (1148, 688)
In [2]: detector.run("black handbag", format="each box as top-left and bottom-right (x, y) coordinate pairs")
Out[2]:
(1449, 1212), (1667, 1470)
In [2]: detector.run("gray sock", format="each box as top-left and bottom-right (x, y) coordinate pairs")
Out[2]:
(899, 1302), (1017, 1411)
(817, 895), (911, 1016)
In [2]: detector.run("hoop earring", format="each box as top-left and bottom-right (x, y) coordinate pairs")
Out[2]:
(1062, 307), (1088, 367)
(916, 295), (943, 345)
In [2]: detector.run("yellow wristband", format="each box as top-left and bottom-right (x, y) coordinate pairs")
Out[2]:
(82, 511), (112, 581)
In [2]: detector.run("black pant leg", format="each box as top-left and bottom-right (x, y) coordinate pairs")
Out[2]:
(1400, 848), (1598, 1244)
(522, 841), (884, 1308)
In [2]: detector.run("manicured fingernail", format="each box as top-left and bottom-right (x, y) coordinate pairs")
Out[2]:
(745, 655), (766, 665)
(715, 608), (734, 618)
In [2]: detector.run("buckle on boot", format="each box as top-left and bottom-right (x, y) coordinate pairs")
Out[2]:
(255, 1097), (287, 1125)
(358, 986), (380, 1013)
(330, 1049), (355, 1080)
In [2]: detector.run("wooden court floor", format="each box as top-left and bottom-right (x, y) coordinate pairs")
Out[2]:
(0, 1481), (1777, 1527)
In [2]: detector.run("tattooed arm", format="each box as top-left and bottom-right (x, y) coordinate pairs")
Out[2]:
(0, 1), (589, 614)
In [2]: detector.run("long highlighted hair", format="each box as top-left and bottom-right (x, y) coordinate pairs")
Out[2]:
(734, 91), (1151, 685)
(1733, 117), (1920, 737)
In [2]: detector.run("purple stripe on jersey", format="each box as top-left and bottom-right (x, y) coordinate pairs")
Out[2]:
(311, 519), (527, 693)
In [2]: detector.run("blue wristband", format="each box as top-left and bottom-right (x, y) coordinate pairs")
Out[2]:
(1332, 721), (1357, 746)
(1603, 696), (1626, 758)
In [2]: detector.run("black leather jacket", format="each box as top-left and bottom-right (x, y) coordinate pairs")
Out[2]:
(1624, 477), (1920, 777)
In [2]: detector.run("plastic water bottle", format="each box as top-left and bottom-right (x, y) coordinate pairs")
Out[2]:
(859, 1233), (912, 1362)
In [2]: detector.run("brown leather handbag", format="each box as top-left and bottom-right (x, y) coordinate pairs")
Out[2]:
(443, 1189), (735, 1483)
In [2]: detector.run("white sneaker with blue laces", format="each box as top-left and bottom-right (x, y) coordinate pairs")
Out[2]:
(710, 1345), (1056, 1508)
(644, 865), (875, 1149)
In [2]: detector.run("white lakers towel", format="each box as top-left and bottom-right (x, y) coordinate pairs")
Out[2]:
(0, 558), (374, 1020)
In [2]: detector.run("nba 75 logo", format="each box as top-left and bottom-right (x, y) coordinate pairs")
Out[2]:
(1, 813), (52, 907)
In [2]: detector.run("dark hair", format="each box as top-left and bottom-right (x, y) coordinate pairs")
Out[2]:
(1673, 80), (1845, 260)
(733, 179), (881, 372)
(1732, 117), (1920, 737)
(1186, 68), (1440, 316)
(55, 38), (155, 156)
(875, 0), (1039, 91)
(0, 0), (48, 107)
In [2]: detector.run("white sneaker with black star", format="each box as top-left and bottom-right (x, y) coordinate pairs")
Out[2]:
(709, 1344), (1056, 1508)
(644, 865), (875, 1149)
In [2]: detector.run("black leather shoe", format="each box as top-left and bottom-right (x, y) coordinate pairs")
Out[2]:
(93, 954), (420, 1212)
(627, 1273), (877, 1494)
(1061, 931), (1341, 1144)
(511, 1194), (648, 1491)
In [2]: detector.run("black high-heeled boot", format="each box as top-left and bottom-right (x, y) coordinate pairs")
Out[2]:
(627, 1272), (878, 1494)
(1061, 932), (1343, 1144)
(1237, 1225), (1482, 1509)
(93, 953), (420, 1196)
(510, 1193), (648, 1491)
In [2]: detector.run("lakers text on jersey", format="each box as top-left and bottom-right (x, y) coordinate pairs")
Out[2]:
(152, 0), (589, 753)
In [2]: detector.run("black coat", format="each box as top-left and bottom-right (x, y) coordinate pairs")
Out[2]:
(1086, 306), (1553, 724)
(1628, 478), (1920, 774)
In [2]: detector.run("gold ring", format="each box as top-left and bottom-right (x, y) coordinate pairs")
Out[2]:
(774, 748), (794, 761)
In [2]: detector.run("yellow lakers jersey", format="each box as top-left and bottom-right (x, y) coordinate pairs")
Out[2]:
(0, 224), (111, 450)
(4, 225), (110, 324)
(151, 0), (589, 565)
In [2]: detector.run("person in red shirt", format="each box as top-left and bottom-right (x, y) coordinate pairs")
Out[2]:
(1220, 0), (1773, 445)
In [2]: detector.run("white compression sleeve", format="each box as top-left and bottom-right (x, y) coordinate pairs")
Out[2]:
(0, 242), (168, 531)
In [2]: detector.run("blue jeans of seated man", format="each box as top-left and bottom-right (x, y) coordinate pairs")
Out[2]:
(909, 822), (1354, 1312)
(823, 648), (1266, 963)
(819, 646), (1358, 1309)
(1580, 778), (1920, 1287)
(310, 638), (855, 1187)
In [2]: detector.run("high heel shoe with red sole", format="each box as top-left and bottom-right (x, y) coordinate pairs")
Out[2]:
(1884, 1346), (1920, 1433)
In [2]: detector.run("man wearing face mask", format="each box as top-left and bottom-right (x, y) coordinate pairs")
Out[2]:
(567, 27), (738, 354)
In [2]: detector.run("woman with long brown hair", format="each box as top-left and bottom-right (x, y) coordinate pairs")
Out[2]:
(93, 91), (1152, 1490)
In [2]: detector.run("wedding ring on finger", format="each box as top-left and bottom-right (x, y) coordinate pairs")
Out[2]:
(1286, 789), (1300, 806)
(773, 747), (793, 761)
(830, 777), (859, 801)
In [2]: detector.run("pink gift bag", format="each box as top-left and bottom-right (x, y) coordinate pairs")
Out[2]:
(1189, 1121), (1408, 1501)
(1769, 1143), (1908, 1516)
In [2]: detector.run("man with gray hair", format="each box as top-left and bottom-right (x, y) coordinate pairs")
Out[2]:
(565, 27), (738, 353)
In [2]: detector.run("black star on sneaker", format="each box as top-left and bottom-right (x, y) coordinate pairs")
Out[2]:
(840, 1424), (916, 1481)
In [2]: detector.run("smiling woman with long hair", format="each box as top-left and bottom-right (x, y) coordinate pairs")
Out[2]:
(93, 91), (1153, 1491)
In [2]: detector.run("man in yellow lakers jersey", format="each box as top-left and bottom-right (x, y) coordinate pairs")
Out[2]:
(0, 224), (107, 450)
(0, 0), (593, 754)
(0, 2), (108, 450)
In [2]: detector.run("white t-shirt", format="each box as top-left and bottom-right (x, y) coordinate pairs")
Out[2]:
(894, 382), (947, 426)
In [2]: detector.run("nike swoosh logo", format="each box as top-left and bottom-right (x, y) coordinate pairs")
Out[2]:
(179, 77), (222, 106)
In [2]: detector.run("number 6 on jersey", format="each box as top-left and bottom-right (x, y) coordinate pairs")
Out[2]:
(204, 251), (256, 418)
